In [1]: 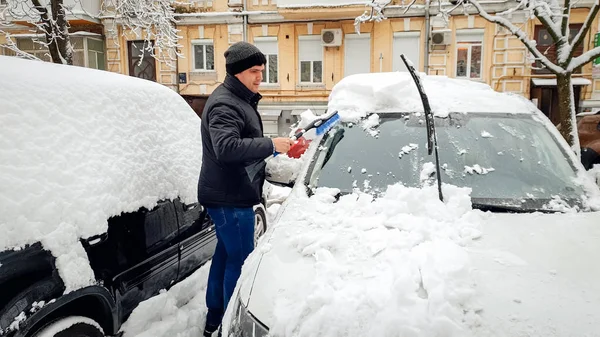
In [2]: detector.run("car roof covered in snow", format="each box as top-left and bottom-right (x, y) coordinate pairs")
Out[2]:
(327, 72), (539, 122)
(0, 56), (202, 289)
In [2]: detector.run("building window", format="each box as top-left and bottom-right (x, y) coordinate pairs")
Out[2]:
(128, 40), (156, 81)
(298, 35), (323, 84)
(254, 37), (278, 84)
(192, 39), (214, 71)
(534, 24), (583, 74)
(14, 35), (105, 70)
(86, 38), (105, 70)
(16, 39), (52, 62)
(455, 30), (483, 79)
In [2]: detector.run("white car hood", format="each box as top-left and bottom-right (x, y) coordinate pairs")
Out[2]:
(242, 209), (600, 336)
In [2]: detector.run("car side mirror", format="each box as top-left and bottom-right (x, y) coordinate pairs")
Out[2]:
(265, 170), (295, 188)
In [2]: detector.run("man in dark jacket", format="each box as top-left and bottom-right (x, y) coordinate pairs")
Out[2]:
(198, 41), (293, 337)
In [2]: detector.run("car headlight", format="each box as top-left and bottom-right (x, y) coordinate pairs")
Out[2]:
(227, 297), (270, 337)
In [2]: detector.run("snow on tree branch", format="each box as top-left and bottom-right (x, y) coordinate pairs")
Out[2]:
(0, 31), (42, 60)
(567, 0), (599, 62)
(569, 46), (600, 72)
(101, 0), (183, 68)
(354, 0), (392, 33)
(1, 0), (73, 64)
(465, 0), (565, 74)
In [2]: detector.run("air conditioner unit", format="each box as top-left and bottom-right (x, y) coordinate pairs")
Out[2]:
(321, 29), (342, 47)
(431, 30), (452, 45)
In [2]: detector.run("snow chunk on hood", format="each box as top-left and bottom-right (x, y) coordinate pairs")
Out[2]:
(0, 56), (202, 291)
(327, 72), (538, 122)
(259, 183), (487, 337)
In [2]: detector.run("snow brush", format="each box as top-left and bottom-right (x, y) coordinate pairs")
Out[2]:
(273, 110), (341, 157)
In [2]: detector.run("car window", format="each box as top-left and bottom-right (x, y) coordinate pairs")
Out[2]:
(306, 112), (586, 209)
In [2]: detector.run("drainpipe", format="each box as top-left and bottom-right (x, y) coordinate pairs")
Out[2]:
(242, 0), (248, 42)
(379, 53), (383, 72)
(424, 0), (430, 74)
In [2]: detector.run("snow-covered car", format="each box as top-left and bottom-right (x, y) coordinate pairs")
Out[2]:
(0, 56), (268, 337)
(222, 71), (600, 337)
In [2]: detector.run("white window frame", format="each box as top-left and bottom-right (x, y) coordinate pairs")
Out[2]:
(455, 29), (484, 80)
(254, 36), (278, 84)
(298, 35), (323, 85)
(11, 35), (105, 70)
(191, 39), (215, 72)
(84, 37), (105, 70)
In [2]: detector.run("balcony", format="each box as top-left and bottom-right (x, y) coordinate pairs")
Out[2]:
(5, 0), (100, 25)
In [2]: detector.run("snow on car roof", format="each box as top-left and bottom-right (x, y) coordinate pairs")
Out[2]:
(327, 72), (539, 121)
(0, 56), (202, 291)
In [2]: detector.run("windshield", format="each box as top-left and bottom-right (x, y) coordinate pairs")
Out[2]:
(305, 112), (586, 210)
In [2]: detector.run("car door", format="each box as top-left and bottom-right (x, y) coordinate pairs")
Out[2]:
(174, 199), (217, 282)
(109, 199), (181, 317)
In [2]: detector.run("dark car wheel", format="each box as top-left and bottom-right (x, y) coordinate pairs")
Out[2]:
(31, 316), (104, 337)
(254, 207), (267, 247)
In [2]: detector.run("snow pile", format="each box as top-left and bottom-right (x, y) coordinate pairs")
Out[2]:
(588, 164), (600, 187)
(120, 262), (212, 337)
(464, 165), (495, 175)
(263, 182), (487, 337)
(399, 143), (419, 158)
(328, 72), (537, 121)
(0, 56), (202, 291)
(266, 155), (304, 184)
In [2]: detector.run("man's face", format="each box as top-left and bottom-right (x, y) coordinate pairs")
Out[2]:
(235, 65), (264, 93)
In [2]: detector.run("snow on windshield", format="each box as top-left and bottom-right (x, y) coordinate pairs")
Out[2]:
(327, 72), (538, 121)
(228, 181), (487, 337)
(0, 56), (202, 291)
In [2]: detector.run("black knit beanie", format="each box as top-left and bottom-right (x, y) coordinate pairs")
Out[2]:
(224, 41), (267, 75)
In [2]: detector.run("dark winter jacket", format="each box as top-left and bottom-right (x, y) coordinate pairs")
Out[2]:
(197, 74), (273, 208)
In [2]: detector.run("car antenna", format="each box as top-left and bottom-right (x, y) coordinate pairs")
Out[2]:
(400, 54), (444, 202)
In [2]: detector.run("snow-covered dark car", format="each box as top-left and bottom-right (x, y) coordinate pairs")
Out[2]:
(0, 57), (268, 337)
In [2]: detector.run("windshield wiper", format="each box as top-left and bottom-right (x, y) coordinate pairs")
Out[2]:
(400, 54), (444, 202)
(471, 202), (561, 214)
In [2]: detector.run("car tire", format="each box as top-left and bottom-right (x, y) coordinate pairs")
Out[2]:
(31, 316), (104, 337)
(254, 207), (267, 247)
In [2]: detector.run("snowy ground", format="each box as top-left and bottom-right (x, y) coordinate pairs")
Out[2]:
(119, 262), (212, 337)
(119, 185), (292, 337)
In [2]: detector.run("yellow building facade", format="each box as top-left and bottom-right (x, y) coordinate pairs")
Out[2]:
(156, 0), (600, 135)
(2, 0), (599, 136)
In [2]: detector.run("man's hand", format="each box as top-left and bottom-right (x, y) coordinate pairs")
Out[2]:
(272, 137), (294, 153)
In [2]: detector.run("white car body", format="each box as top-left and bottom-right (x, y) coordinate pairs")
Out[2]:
(223, 72), (600, 337)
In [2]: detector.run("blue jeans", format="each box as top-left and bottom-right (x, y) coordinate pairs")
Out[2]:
(205, 207), (255, 330)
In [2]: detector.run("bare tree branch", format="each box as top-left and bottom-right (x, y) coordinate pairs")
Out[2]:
(568, 0), (600, 62)
(466, 0), (564, 74)
(354, 0), (391, 33)
(560, 0), (571, 38)
(0, 30), (41, 60)
(30, 0), (62, 63)
(568, 46), (600, 72)
(100, 0), (183, 68)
